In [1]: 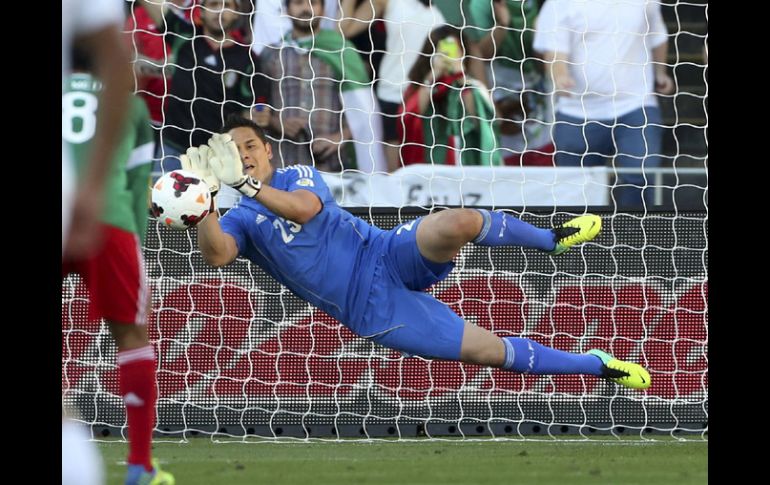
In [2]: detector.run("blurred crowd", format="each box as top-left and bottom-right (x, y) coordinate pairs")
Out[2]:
(127, 0), (680, 208)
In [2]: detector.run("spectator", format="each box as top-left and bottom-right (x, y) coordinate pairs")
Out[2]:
(345, 1), (387, 80)
(250, 0), (339, 55)
(261, 0), (384, 172)
(466, 0), (554, 167)
(144, 0), (269, 178)
(400, 26), (501, 166)
(340, 0), (446, 172)
(533, 0), (675, 209)
(125, 0), (188, 128)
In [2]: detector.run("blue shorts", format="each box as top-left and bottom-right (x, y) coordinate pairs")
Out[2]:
(357, 217), (466, 360)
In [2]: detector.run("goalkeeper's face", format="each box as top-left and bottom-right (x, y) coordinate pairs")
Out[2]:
(230, 127), (274, 183)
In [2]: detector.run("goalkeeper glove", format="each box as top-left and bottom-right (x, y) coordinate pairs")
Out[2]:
(179, 145), (221, 197)
(208, 133), (262, 198)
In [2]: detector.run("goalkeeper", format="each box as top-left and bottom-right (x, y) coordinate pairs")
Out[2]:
(183, 114), (651, 389)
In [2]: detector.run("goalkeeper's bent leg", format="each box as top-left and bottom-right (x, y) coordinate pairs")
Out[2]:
(472, 209), (557, 251)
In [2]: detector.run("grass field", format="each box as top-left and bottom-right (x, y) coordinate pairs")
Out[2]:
(98, 437), (707, 484)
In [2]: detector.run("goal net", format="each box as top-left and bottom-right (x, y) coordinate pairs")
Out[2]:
(61, 0), (707, 440)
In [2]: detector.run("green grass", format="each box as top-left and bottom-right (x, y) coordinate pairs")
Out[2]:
(99, 437), (707, 485)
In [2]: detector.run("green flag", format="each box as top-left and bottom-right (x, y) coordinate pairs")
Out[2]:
(424, 77), (502, 166)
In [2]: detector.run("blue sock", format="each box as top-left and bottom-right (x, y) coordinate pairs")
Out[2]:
(125, 464), (153, 485)
(473, 209), (555, 251)
(501, 337), (604, 375)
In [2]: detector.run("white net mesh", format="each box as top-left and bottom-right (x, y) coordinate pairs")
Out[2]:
(62, 0), (707, 440)
(62, 209), (707, 440)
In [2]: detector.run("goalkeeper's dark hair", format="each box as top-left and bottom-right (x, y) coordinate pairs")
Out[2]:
(222, 114), (268, 145)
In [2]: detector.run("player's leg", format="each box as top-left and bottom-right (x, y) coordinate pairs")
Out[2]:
(367, 284), (593, 368)
(459, 322), (651, 389)
(415, 208), (602, 265)
(379, 220), (645, 388)
(412, 207), (559, 262)
(412, 208), (483, 263)
(458, 321), (599, 373)
(366, 280), (650, 390)
(387, 213), (600, 295)
(110, 322), (173, 484)
(367, 283), (650, 389)
(612, 106), (664, 209)
(88, 226), (173, 485)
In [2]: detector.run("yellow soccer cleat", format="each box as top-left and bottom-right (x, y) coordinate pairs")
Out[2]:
(148, 460), (175, 485)
(126, 459), (175, 485)
(550, 214), (602, 255)
(588, 349), (651, 390)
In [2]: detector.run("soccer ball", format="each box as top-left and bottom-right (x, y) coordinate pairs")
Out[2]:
(151, 169), (211, 230)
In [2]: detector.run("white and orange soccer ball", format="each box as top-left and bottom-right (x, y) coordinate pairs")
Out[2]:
(151, 169), (211, 230)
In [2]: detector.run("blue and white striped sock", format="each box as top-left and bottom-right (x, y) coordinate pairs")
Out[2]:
(473, 209), (555, 251)
(501, 337), (604, 375)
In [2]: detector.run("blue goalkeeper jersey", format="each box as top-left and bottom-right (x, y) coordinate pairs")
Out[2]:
(219, 165), (384, 325)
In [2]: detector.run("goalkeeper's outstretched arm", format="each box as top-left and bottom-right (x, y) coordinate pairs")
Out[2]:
(251, 186), (321, 225)
(197, 213), (239, 268)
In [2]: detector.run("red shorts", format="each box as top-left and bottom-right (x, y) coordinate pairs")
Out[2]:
(62, 225), (149, 325)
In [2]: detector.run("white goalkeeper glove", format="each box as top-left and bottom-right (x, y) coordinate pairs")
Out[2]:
(207, 133), (263, 198)
(179, 145), (221, 198)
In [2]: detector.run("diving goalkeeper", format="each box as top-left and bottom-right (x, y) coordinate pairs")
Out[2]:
(182, 115), (651, 389)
